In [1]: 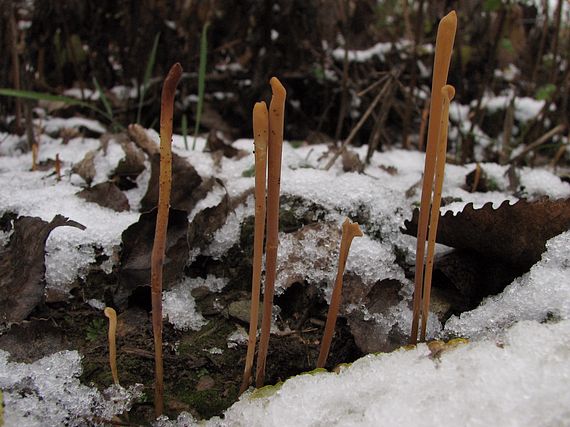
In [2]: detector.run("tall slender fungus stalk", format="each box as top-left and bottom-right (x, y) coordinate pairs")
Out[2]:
(420, 85), (455, 342)
(256, 77), (286, 388)
(317, 219), (363, 369)
(104, 307), (119, 385)
(240, 101), (269, 394)
(151, 62), (183, 416)
(410, 10), (457, 344)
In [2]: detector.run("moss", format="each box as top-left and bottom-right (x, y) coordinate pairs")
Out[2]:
(250, 382), (283, 399)
(177, 389), (235, 419)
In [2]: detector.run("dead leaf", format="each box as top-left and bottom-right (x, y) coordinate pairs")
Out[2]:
(402, 198), (570, 270)
(116, 208), (189, 305)
(72, 150), (96, 185)
(140, 153), (213, 213)
(0, 215), (86, 325)
(114, 140), (146, 185)
(0, 320), (68, 362)
(341, 150), (364, 173)
(206, 129), (246, 159)
(186, 186), (256, 258)
(346, 278), (407, 353)
(76, 181), (130, 212)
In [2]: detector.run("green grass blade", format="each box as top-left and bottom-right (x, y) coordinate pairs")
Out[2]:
(182, 113), (189, 150)
(137, 32), (161, 125)
(0, 88), (123, 130)
(193, 22), (210, 149)
(92, 77), (113, 118)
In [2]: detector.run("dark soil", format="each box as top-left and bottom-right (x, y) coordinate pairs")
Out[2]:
(0, 270), (362, 423)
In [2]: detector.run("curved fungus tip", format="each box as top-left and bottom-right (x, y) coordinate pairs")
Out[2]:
(442, 85), (455, 100)
(169, 62), (183, 79)
(269, 77), (286, 96)
(342, 218), (364, 238)
(104, 307), (116, 319)
(443, 10), (457, 24)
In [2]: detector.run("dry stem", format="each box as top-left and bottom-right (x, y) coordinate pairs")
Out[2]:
(55, 153), (61, 181)
(256, 77), (286, 388)
(240, 101), (269, 394)
(31, 143), (38, 171)
(151, 62), (183, 416)
(419, 85), (455, 341)
(410, 10), (457, 344)
(104, 307), (119, 385)
(317, 219), (363, 369)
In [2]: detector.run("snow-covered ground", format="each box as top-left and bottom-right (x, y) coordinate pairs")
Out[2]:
(0, 107), (569, 425)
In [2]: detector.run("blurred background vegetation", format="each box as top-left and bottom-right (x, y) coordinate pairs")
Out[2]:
(1, 0), (568, 164)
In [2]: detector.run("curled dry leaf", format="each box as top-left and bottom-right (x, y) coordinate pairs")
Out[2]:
(116, 208), (189, 306)
(402, 197), (570, 270)
(76, 181), (130, 212)
(140, 152), (213, 213)
(0, 215), (86, 325)
(72, 150), (96, 185)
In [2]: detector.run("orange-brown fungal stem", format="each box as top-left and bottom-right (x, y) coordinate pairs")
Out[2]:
(104, 307), (119, 385)
(410, 11), (457, 344)
(55, 154), (61, 181)
(150, 62), (182, 416)
(317, 219), (363, 369)
(420, 85), (455, 342)
(256, 77), (286, 388)
(240, 101), (269, 395)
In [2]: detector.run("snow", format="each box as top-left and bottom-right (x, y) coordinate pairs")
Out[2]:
(38, 116), (107, 135)
(478, 92), (545, 123)
(331, 40), (415, 62)
(162, 275), (228, 331)
(444, 231), (570, 340)
(0, 133), (140, 295)
(1, 111), (570, 425)
(194, 319), (570, 427)
(0, 350), (142, 427)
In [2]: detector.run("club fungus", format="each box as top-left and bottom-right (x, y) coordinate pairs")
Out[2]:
(317, 218), (363, 369)
(150, 62), (182, 416)
(104, 307), (119, 385)
(410, 10), (456, 344)
(256, 77), (286, 388)
(420, 84), (455, 341)
(240, 101), (269, 395)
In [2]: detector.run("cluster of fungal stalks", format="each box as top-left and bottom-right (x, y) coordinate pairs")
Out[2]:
(100, 10), (458, 414)
(410, 11), (457, 344)
(239, 79), (363, 393)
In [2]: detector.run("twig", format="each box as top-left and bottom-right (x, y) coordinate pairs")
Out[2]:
(255, 77), (286, 388)
(509, 124), (567, 164)
(150, 63), (182, 416)
(323, 73), (397, 171)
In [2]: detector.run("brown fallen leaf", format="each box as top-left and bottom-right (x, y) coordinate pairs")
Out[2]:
(205, 129), (247, 159)
(76, 181), (130, 212)
(116, 208), (189, 306)
(0, 215), (86, 325)
(140, 152), (213, 213)
(72, 150), (96, 185)
(402, 197), (570, 270)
